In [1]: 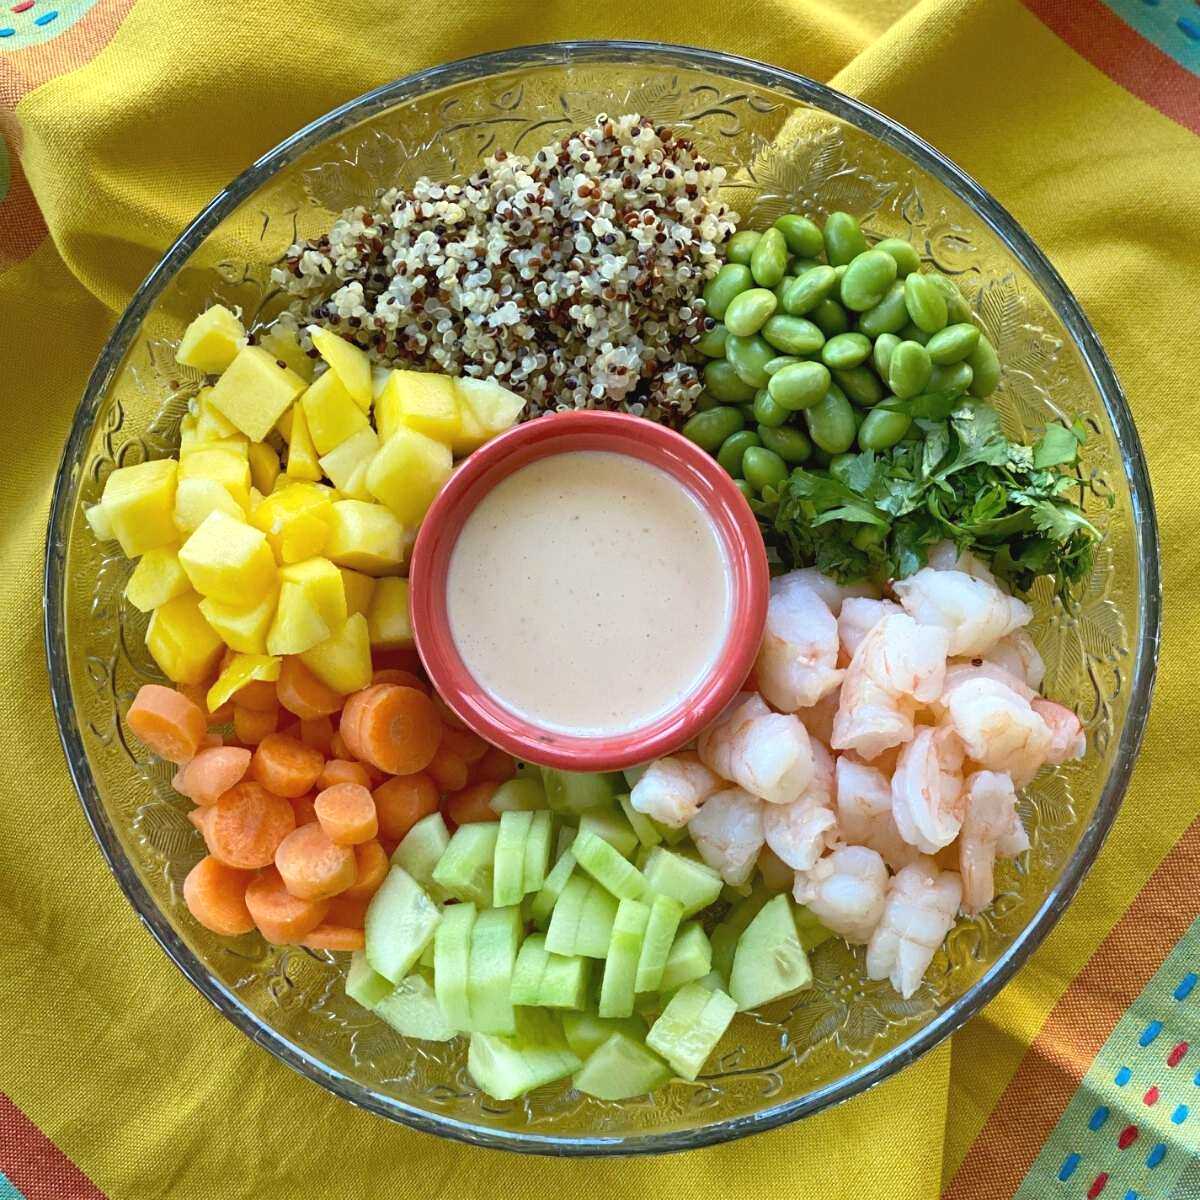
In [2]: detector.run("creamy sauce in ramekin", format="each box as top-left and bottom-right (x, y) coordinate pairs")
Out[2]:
(446, 450), (731, 736)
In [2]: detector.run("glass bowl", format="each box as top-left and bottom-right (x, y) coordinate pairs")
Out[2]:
(44, 41), (1161, 1155)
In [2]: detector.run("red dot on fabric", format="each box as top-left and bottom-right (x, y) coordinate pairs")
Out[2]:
(1087, 1172), (1109, 1199)
(1166, 1041), (1188, 1068)
(1117, 1125), (1138, 1150)
(1144, 1086), (1160, 1105)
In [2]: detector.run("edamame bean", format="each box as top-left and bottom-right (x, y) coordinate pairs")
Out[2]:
(739, 402), (759, 423)
(929, 361), (974, 395)
(743, 446), (788, 493)
(925, 272), (973, 323)
(858, 406), (913, 451)
(703, 263), (753, 320)
(696, 322), (730, 358)
(774, 214), (824, 258)
(764, 355), (800, 376)
(695, 393), (719, 411)
(873, 237), (921, 276)
(753, 388), (790, 428)
(839, 249), (899, 312)
(726, 230), (762, 266)
(750, 227), (788, 288)
(704, 358), (758, 402)
(717, 430), (761, 476)
(758, 423), (813, 464)
(726, 333), (777, 388)
(810, 298), (850, 337)
(834, 264), (849, 282)
(967, 335), (1001, 397)
(733, 478), (755, 501)
(899, 320), (931, 345)
(681, 404), (744, 450)
(904, 273), (949, 334)
(857, 280), (909, 338)
(789, 257), (821, 274)
(805, 387), (857, 454)
(821, 332), (872, 370)
(773, 277), (793, 306)
(762, 315), (826, 356)
(833, 365), (885, 407)
(888, 340), (933, 400)
(926, 322), (980, 364)
(781, 265), (838, 315)
(767, 361), (831, 411)
(724, 288), (778, 337)
(873, 332), (901, 379)
(823, 211), (868, 266)
(828, 452), (857, 484)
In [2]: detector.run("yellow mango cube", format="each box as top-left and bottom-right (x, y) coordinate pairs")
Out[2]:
(449, 395), (490, 455)
(389, 371), (460, 442)
(372, 365), (392, 401)
(301, 368), (369, 456)
(275, 405), (294, 444)
(455, 377), (525, 436)
(101, 458), (178, 557)
(278, 557), (347, 632)
(193, 387), (240, 440)
(125, 545), (190, 613)
(174, 477), (245, 536)
(178, 447), (252, 510)
(258, 324), (316, 382)
(199, 586), (279, 655)
(341, 459), (375, 501)
(308, 325), (372, 410)
(176, 305), (246, 374)
(207, 652), (281, 711)
(340, 568), (376, 618)
(179, 435), (250, 460)
(300, 612), (372, 694)
(319, 426), (378, 492)
(366, 426), (453, 526)
(285, 403), (322, 482)
(84, 503), (114, 542)
(146, 592), (224, 684)
(248, 442), (280, 494)
(209, 345), (307, 442)
(178, 510), (277, 605)
(324, 500), (408, 576)
(251, 482), (332, 563)
(266, 581), (331, 656)
(366, 577), (414, 650)
(374, 371), (403, 442)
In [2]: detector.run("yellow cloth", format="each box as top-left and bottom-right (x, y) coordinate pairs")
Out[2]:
(1, 2), (1197, 1196)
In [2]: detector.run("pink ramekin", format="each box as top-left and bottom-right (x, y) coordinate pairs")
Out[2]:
(409, 410), (768, 772)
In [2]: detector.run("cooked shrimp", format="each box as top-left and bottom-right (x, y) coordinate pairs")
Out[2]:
(1031, 699), (1086, 764)
(762, 741), (836, 871)
(686, 787), (765, 885)
(756, 575), (844, 712)
(793, 845), (888, 944)
(982, 630), (1045, 691)
(958, 771), (1020, 913)
(894, 567), (1032, 657)
(838, 597), (902, 660)
(944, 676), (1052, 785)
(629, 752), (722, 829)
(892, 727), (966, 854)
(927, 539), (997, 584)
(834, 756), (922, 870)
(697, 692), (815, 805)
(865, 859), (963, 998)
(937, 659), (1035, 712)
(780, 567), (879, 616)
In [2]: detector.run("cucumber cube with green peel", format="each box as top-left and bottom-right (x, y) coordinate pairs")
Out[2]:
(794, 903), (834, 952)
(634, 894), (685, 994)
(621, 764), (648, 791)
(641, 848), (723, 917)
(431, 822), (500, 906)
(511, 933), (551, 1007)
(542, 769), (623, 815)
(660, 921), (713, 993)
(418, 936), (437, 971)
(729, 894), (813, 1011)
(710, 890), (772, 984)
(578, 808), (639, 858)
(574, 1032), (673, 1100)
(467, 1007), (582, 1101)
(372, 973), (456, 1041)
(618, 794), (663, 848)
(646, 981), (737, 1081)
(493, 810), (534, 907)
(530, 851), (575, 930)
(598, 898), (650, 1019)
(522, 810), (554, 895)
(657, 822), (690, 846)
(392, 812), (451, 899)
(364, 866), (441, 984)
(467, 905), (523, 1035)
(433, 901), (476, 1031)
(488, 776), (547, 813)
(561, 1010), (648, 1060)
(572, 829), (647, 900)
(545, 875), (617, 958)
(539, 949), (590, 1010)
(346, 949), (393, 1010)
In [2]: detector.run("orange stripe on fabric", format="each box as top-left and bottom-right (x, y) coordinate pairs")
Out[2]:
(0, 1093), (107, 1200)
(942, 814), (1200, 1200)
(0, 141), (47, 269)
(1021, 0), (1200, 135)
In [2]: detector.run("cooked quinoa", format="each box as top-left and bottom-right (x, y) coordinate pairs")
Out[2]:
(272, 113), (738, 421)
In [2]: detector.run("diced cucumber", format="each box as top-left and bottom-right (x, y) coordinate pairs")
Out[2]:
(365, 867), (441, 984)
(392, 812), (451, 900)
(729, 894), (813, 1011)
(711, 891), (772, 984)
(530, 851), (575, 930)
(467, 1008), (581, 1101)
(658, 822), (690, 846)
(721, 880), (754, 902)
(574, 1032), (673, 1100)
(757, 845), (794, 893)
(598, 898), (650, 1019)
(431, 822), (500, 906)
(346, 949), (392, 1009)
(634, 894), (685, 993)
(542, 770), (622, 815)
(511, 933), (550, 1007)
(578, 808), (639, 858)
(694, 971), (726, 992)
(621, 764), (648, 791)
(489, 776), (547, 813)
(554, 824), (575, 860)
(467, 905), (523, 1035)
(433, 901), (476, 1031)
(493, 810), (533, 907)
(561, 1010), (648, 1060)
(634, 843), (653, 871)
(660, 921), (713, 993)
(539, 950), (590, 1010)
(522, 810), (554, 895)
(646, 981), (737, 1081)
(618, 793), (663, 848)
(418, 937), (437, 971)
(373, 973), (456, 1041)
(572, 829), (647, 901)
(642, 848), (722, 917)
(795, 903), (834, 952)
(545, 875), (617, 959)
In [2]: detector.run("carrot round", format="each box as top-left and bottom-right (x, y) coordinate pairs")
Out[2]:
(233, 679), (278, 711)
(314, 783), (378, 846)
(428, 745), (469, 793)
(343, 839), (389, 900)
(372, 668), (428, 693)
(233, 704), (278, 747)
(203, 782), (296, 869)
(275, 823), (357, 900)
(345, 685), (441, 776)
(245, 866), (330, 944)
(187, 807), (210, 834)
(301, 924), (365, 952)
(128, 684), (206, 764)
(319, 759), (373, 790)
(299, 716), (335, 757)
(180, 682), (232, 725)
(251, 732), (325, 799)
(325, 893), (370, 929)
(440, 727), (488, 765)
(373, 773), (439, 842)
(173, 746), (252, 807)
(199, 731), (224, 750)
(444, 781), (501, 826)
(182, 856), (255, 935)
(290, 791), (319, 826)
(277, 656), (343, 720)
(472, 745), (518, 785)
(337, 684), (384, 757)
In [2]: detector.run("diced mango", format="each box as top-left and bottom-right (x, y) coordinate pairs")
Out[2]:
(101, 458), (178, 557)
(301, 368), (369, 455)
(179, 411), (198, 440)
(371, 365), (392, 401)
(84, 503), (114, 542)
(339, 568), (376, 618)
(208, 345), (306, 442)
(284, 403), (322, 482)
(199, 586), (279, 655)
(247, 487), (264, 515)
(193, 387), (240, 440)
(300, 612), (373, 694)
(324, 500), (408, 576)
(125, 545), (190, 613)
(448, 395), (490, 455)
(308, 325), (372, 410)
(455, 376), (525, 435)
(178, 447), (252, 510)
(319, 426), (378, 492)
(341, 459), (374, 501)
(146, 592), (224, 685)
(366, 427), (452, 526)
(388, 371), (460, 442)
(266, 581), (330, 656)
(178, 511), (277, 606)
(275, 405), (294, 444)
(178, 435), (250, 460)
(207, 653), (282, 712)
(258, 324), (316, 382)
(374, 371), (404, 442)
(248, 441), (280, 494)
(366, 577), (413, 650)
(174, 477), (245, 535)
(278, 557), (346, 632)
(251, 482), (332, 563)
(176, 305), (246, 374)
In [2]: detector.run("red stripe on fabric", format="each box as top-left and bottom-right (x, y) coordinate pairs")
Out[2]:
(1021, 0), (1200, 136)
(0, 1094), (106, 1200)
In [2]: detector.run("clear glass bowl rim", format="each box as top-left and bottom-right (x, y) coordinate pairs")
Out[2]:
(43, 40), (1162, 1156)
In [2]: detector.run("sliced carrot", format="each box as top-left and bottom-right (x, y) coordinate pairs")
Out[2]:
(233, 679), (277, 712)
(373, 773), (439, 842)
(314, 783), (378, 846)
(233, 703), (278, 747)
(251, 732), (325, 799)
(432, 693), (469, 732)
(372, 668), (428, 693)
(245, 866), (330, 944)
(347, 685), (441, 776)
(329, 731), (353, 761)
(444, 782), (501, 826)
(200, 731), (224, 749)
(277, 656), (343, 720)
(343, 839), (389, 900)
(301, 924), (365, 952)
(472, 745), (518, 785)
(299, 716), (335, 757)
(277, 719), (302, 741)
(203, 782), (296, 869)
(428, 745), (469, 793)
(291, 791), (319, 826)
(325, 893), (370, 929)
(336, 684), (385, 759)
(440, 727), (488, 765)
(372, 647), (423, 674)
(275, 823), (357, 899)
(319, 759), (373, 790)
(172, 746), (252, 807)
(127, 684), (206, 764)
(187, 807), (211, 834)
(182, 855), (255, 935)
(180, 682), (232, 725)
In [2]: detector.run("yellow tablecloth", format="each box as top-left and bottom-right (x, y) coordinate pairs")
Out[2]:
(2, 2), (1198, 1197)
